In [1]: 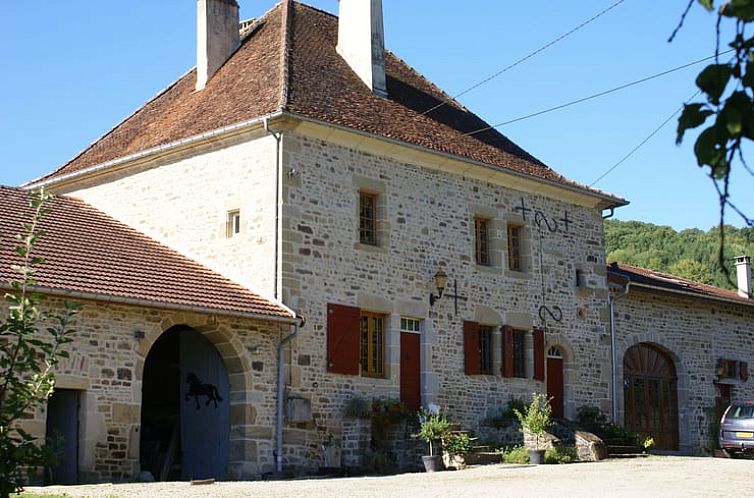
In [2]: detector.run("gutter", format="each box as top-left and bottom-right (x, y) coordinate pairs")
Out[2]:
(0, 284), (297, 324)
(275, 314), (305, 474)
(608, 279), (630, 423)
(280, 111), (629, 210)
(23, 111), (285, 190)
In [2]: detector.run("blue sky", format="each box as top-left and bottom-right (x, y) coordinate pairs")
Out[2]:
(1, 1), (751, 231)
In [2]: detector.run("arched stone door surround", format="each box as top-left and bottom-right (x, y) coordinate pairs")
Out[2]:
(135, 316), (257, 480)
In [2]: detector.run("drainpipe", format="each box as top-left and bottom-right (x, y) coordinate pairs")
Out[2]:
(275, 315), (305, 474)
(264, 117), (283, 300)
(608, 279), (630, 422)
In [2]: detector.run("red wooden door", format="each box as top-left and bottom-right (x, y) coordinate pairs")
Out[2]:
(400, 332), (421, 411)
(547, 354), (564, 419)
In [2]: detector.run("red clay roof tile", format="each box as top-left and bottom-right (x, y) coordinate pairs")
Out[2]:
(0, 186), (294, 319)
(34, 2), (623, 204)
(607, 261), (752, 306)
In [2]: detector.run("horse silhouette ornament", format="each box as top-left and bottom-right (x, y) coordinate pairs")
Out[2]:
(185, 372), (223, 409)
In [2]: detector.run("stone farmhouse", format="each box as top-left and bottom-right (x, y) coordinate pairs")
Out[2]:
(2, 0), (753, 484)
(608, 260), (754, 455)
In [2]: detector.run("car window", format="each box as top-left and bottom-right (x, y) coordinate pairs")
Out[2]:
(728, 405), (754, 418)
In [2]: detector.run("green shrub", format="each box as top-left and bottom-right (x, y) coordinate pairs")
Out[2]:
(485, 396), (527, 428)
(513, 392), (552, 449)
(442, 432), (473, 456)
(500, 446), (529, 464)
(343, 396), (371, 418)
(544, 445), (577, 464)
(415, 411), (450, 456)
(576, 405), (607, 427)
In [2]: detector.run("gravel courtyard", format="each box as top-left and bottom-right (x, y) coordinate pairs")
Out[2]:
(25, 456), (754, 498)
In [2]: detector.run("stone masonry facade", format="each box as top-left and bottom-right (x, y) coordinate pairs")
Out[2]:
(613, 288), (754, 454)
(3, 296), (289, 482)
(63, 126), (615, 474)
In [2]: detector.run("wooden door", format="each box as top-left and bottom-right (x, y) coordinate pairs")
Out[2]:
(45, 389), (79, 484)
(623, 343), (678, 450)
(400, 332), (421, 411)
(179, 331), (230, 480)
(546, 347), (564, 419)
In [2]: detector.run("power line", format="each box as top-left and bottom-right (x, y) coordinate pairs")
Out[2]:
(590, 90), (701, 187)
(420, 0), (628, 117)
(464, 50), (733, 136)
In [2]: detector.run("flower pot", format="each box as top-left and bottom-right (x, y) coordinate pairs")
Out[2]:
(528, 449), (545, 465)
(422, 454), (443, 472)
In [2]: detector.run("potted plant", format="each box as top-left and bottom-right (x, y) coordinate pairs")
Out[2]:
(513, 392), (553, 465)
(415, 411), (450, 472)
(441, 431), (473, 470)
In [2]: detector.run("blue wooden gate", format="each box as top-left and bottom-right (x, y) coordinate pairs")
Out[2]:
(179, 331), (230, 480)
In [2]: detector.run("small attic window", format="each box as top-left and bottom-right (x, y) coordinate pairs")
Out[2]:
(226, 210), (241, 238)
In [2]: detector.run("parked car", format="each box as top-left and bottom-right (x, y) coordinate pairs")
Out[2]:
(719, 401), (754, 458)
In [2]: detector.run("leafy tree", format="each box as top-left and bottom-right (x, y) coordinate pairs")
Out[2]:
(669, 258), (716, 285)
(673, 0), (754, 281)
(0, 190), (78, 497)
(605, 219), (754, 289)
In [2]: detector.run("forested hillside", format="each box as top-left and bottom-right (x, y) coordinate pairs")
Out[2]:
(604, 220), (754, 290)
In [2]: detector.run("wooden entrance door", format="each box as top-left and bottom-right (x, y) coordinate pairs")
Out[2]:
(45, 389), (79, 484)
(179, 330), (230, 480)
(400, 332), (421, 411)
(623, 343), (678, 450)
(546, 347), (564, 418)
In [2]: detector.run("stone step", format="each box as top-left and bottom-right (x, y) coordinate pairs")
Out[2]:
(606, 445), (643, 455)
(607, 452), (649, 459)
(465, 451), (502, 466)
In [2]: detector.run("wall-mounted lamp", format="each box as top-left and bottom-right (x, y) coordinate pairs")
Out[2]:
(429, 270), (467, 314)
(429, 270), (449, 306)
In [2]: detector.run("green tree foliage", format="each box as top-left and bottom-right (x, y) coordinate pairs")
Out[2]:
(0, 190), (78, 497)
(673, 0), (754, 262)
(605, 219), (754, 289)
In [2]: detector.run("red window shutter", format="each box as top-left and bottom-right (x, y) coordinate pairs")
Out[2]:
(533, 327), (545, 381)
(463, 321), (480, 375)
(502, 325), (514, 378)
(327, 303), (361, 375)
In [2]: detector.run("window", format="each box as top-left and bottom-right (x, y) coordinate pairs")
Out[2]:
(479, 325), (494, 375)
(226, 210), (241, 238)
(474, 216), (491, 266)
(360, 312), (385, 377)
(512, 330), (526, 378)
(502, 325), (528, 378)
(507, 224), (522, 271)
(575, 269), (586, 288)
(401, 317), (421, 333)
(359, 191), (377, 245)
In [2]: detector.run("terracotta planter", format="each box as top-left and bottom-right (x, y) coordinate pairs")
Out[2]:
(422, 455), (443, 472)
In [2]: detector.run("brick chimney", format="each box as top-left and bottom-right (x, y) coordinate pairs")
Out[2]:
(735, 256), (752, 299)
(196, 0), (240, 91)
(337, 0), (388, 97)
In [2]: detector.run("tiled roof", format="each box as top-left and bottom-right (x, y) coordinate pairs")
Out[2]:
(34, 1), (624, 204)
(607, 262), (752, 306)
(0, 186), (295, 320)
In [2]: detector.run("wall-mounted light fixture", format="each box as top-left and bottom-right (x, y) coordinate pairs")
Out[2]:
(429, 269), (467, 314)
(428, 270), (449, 306)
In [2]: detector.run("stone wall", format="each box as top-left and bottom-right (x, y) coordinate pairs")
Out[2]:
(63, 131), (280, 299)
(1, 295), (288, 482)
(279, 132), (612, 471)
(613, 288), (754, 454)
(51, 127), (614, 474)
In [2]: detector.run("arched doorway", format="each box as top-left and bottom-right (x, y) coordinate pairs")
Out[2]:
(140, 326), (230, 481)
(546, 346), (564, 419)
(623, 343), (678, 450)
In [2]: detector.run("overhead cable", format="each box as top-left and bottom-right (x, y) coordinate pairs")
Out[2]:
(420, 0), (628, 117)
(464, 49), (733, 136)
(590, 90), (701, 187)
